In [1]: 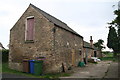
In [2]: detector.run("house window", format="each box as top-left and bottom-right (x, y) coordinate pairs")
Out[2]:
(25, 16), (34, 42)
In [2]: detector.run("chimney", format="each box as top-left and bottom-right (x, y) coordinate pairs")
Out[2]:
(90, 36), (93, 48)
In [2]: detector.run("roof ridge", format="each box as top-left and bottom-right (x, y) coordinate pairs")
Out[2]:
(30, 4), (83, 38)
(84, 41), (90, 43)
(30, 4), (67, 25)
(0, 42), (5, 49)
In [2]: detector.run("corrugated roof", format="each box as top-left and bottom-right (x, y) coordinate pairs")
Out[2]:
(30, 4), (83, 38)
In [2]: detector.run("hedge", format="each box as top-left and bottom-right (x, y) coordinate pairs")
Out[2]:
(2, 49), (9, 63)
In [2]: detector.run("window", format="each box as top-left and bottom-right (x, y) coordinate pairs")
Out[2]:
(25, 16), (34, 42)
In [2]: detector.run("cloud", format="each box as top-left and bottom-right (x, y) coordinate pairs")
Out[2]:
(68, 21), (111, 50)
(0, 0), (117, 51)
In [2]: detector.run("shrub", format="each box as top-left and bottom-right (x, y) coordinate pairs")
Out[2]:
(102, 51), (111, 54)
(2, 49), (9, 63)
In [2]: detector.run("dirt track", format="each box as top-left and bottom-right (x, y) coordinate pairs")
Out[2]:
(60, 61), (119, 79)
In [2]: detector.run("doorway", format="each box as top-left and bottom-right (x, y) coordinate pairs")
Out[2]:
(94, 51), (97, 57)
(72, 49), (75, 66)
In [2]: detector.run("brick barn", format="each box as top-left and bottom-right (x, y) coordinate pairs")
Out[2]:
(9, 4), (84, 73)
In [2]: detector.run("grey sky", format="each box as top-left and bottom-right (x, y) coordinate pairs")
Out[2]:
(0, 0), (119, 51)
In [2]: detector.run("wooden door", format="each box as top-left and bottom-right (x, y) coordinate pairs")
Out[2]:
(26, 17), (34, 41)
(72, 49), (75, 66)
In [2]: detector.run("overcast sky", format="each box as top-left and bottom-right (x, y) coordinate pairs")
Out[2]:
(0, 0), (119, 51)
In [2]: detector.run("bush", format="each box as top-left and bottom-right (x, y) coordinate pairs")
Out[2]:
(2, 49), (9, 63)
(102, 51), (111, 54)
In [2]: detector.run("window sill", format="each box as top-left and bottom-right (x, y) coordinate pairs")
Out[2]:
(25, 40), (34, 43)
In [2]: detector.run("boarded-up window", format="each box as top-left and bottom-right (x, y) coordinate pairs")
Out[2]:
(25, 17), (34, 41)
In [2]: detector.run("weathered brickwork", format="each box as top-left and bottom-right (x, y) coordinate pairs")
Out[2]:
(9, 5), (56, 73)
(53, 26), (83, 72)
(96, 51), (102, 58)
(9, 4), (84, 73)
(83, 48), (91, 59)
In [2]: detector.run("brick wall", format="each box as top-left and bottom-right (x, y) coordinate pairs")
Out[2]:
(9, 6), (55, 73)
(9, 5), (84, 73)
(53, 26), (83, 72)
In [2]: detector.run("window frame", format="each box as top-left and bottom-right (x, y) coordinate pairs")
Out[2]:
(25, 16), (35, 43)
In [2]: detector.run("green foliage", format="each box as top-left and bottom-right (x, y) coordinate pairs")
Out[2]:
(102, 51), (111, 54)
(118, 28), (120, 52)
(100, 57), (118, 62)
(107, 26), (118, 52)
(93, 39), (105, 51)
(100, 53), (118, 62)
(2, 49), (9, 63)
(105, 52), (114, 57)
(113, 10), (120, 27)
(107, 9), (120, 54)
(0, 63), (2, 73)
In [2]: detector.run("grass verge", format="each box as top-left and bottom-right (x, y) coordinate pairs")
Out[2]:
(2, 62), (70, 78)
(100, 53), (118, 62)
(0, 63), (2, 73)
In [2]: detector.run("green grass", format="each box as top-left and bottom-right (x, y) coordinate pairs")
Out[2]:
(0, 63), (2, 73)
(105, 53), (113, 57)
(100, 53), (118, 62)
(2, 62), (70, 78)
(100, 57), (117, 61)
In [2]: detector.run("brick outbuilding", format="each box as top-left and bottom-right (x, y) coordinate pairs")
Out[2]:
(9, 4), (84, 73)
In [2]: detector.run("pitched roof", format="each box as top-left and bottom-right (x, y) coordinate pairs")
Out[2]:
(83, 41), (91, 48)
(0, 42), (5, 50)
(93, 45), (100, 50)
(30, 4), (83, 38)
(83, 41), (99, 50)
(93, 46), (99, 50)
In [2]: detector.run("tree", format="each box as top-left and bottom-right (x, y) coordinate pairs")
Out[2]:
(107, 9), (120, 55)
(114, 10), (120, 53)
(107, 26), (118, 56)
(94, 39), (105, 51)
(118, 28), (120, 50)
